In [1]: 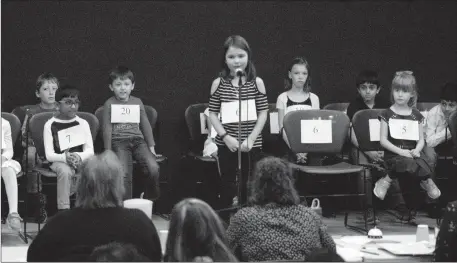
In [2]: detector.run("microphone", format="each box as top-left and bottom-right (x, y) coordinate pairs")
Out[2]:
(235, 68), (244, 77)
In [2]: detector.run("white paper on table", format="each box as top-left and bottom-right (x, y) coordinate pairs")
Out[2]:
(111, 104), (140, 123)
(285, 104), (312, 115)
(301, 119), (332, 144)
(377, 241), (434, 256)
(388, 119), (420, 140)
(269, 112), (279, 134)
(57, 125), (86, 151)
(220, 100), (257, 124)
(369, 119), (381, 141)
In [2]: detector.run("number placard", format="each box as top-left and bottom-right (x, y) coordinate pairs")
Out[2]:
(269, 112), (280, 134)
(57, 125), (86, 151)
(220, 100), (257, 124)
(369, 119), (381, 141)
(389, 119), (420, 140)
(111, 104), (140, 123)
(301, 119), (332, 144)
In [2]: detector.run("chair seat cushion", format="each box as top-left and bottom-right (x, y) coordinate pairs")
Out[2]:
(290, 162), (364, 174)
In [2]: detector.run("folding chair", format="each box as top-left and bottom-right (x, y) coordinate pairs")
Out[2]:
(449, 111), (457, 148)
(282, 109), (370, 233)
(323, 102), (349, 113)
(28, 111), (99, 231)
(1, 112), (31, 243)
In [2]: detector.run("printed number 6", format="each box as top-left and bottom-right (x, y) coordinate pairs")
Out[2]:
(313, 127), (319, 133)
(121, 107), (131, 115)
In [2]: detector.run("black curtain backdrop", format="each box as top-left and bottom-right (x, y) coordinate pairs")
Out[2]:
(2, 1), (457, 211)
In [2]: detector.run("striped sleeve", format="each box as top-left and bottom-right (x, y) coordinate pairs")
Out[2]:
(255, 88), (268, 112)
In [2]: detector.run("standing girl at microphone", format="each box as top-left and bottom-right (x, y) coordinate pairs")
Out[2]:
(276, 57), (320, 164)
(208, 35), (268, 216)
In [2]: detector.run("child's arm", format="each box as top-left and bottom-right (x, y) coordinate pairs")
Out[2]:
(43, 121), (66, 163)
(411, 124), (425, 156)
(74, 120), (94, 162)
(380, 119), (412, 158)
(244, 78), (268, 148)
(425, 113), (450, 148)
(102, 100), (113, 150)
(312, 93), (320, 109)
(138, 102), (156, 147)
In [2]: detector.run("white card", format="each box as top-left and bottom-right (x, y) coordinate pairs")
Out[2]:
(301, 119), (332, 144)
(111, 104), (140, 123)
(57, 125), (86, 151)
(420, 111), (428, 126)
(200, 113), (218, 138)
(220, 100), (257, 124)
(389, 119), (420, 140)
(285, 104), (312, 115)
(369, 119), (381, 141)
(269, 112), (279, 134)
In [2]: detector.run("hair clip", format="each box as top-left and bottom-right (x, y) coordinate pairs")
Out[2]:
(395, 70), (413, 76)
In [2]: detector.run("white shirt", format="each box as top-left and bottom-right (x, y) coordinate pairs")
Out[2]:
(425, 105), (452, 148)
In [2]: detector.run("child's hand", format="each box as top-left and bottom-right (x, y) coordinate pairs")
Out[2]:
(399, 149), (413, 158)
(241, 137), (254, 152)
(65, 151), (73, 164)
(149, 146), (162, 158)
(296, 153), (308, 164)
(365, 151), (383, 163)
(410, 149), (421, 158)
(1, 156), (7, 165)
(223, 135), (239, 152)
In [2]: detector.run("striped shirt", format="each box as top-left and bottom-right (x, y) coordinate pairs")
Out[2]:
(209, 77), (268, 148)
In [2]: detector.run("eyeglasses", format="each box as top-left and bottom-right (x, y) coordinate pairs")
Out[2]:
(60, 99), (80, 106)
(395, 70), (413, 76)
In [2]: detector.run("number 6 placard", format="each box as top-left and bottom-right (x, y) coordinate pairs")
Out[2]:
(301, 120), (332, 144)
(111, 104), (140, 123)
(57, 125), (86, 151)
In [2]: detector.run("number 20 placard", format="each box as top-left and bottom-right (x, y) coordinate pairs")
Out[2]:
(111, 104), (140, 123)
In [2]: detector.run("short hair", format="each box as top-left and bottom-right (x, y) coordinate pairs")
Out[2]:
(284, 57), (312, 92)
(307, 248), (344, 262)
(390, 71), (418, 108)
(89, 242), (150, 262)
(108, 66), (135, 85)
(249, 156), (300, 206)
(440, 82), (457, 102)
(36, 72), (59, 91)
(164, 198), (238, 262)
(219, 35), (257, 82)
(356, 70), (380, 88)
(75, 150), (125, 209)
(56, 85), (79, 102)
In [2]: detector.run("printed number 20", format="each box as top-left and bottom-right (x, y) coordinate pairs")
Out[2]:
(121, 107), (131, 115)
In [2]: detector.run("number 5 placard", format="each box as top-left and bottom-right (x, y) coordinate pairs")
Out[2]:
(301, 120), (332, 144)
(111, 104), (140, 123)
(57, 125), (86, 151)
(389, 119), (419, 140)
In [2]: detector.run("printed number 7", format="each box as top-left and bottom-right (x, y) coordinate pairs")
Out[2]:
(66, 135), (71, 143)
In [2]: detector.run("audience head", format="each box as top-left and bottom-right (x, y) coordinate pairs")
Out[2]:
(285, 57), (311, 92)
(356, 70), (381, 103)
(108, 66), (135, 102)
(89, 242), (150, 262)
(75, 150), (125, 209)
(165, 198), (237, 262)
(35, 72), (59, 105)
(391, 70), (418, 108)
(249, 156), (300, 206)
(56, 85), (80, 119)
(220, 35), (256, 82)
(307, 248), (344, 262)
(440, 82), (457, 117)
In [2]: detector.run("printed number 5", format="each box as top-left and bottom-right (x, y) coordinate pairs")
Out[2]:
(121, 107), (131, 115)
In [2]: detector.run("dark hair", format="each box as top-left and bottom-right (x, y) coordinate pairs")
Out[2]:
(440, 82), (457, 102)
(219, 35), (257, 82)
(356, 70), (380, 88)
(55, 85), (79, 102)
(36, 72), (59, 91)
(109, 65), (135, 85)
(75, 150), (125, 209)
(89, 242), (150, 262)
(164, 198), (238, 262)
(249, 156), (300, 206)
(284, 57), (312, 92)
(307, 248), (344, 262)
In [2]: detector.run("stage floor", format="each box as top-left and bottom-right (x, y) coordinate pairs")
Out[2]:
(1, 210), (438, 262)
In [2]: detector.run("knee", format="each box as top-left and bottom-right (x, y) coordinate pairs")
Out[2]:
(1, 167), (16, 178)
(55, 165), (74, 178)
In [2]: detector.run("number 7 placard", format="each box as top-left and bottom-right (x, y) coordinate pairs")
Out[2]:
(111, 104), (140, 123)
(301, 119), (332, 144)
(57, 125), (86, 151)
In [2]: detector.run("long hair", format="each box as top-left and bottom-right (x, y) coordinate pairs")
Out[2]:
(219, 35), (257, 82)
(89, 242), (150, 262)
(284, 57), (312, 92)
(390, 71), (418, 108)
(75, 150), (125, 209)
(164, 198), (238, 262)
(249, 156), (300, 206)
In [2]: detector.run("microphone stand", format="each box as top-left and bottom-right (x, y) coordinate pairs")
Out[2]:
(236, 73), (243, 209)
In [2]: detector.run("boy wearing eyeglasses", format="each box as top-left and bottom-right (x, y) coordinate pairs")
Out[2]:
(43, 86), (94, 212)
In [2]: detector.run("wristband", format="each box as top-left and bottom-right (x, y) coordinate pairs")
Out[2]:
(220, 133), (228, 140)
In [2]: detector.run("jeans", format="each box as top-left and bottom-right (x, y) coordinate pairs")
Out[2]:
(49, 162), (78, 209)
(112, 137), (160, 200)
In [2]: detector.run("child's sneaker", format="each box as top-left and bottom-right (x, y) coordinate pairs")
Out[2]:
(373, 176), (392, 200)
(420, 178), (441, 199)
(6, 213), (22, 232)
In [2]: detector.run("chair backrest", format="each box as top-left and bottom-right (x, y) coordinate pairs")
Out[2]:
(262, 103), (281, 154)
(184, 103), (210, 149)
(448, 111), (457, 146)
(12, 105), (35, 124)
(352, 109), (384, 152)
(29, 112), (99, 157)
(2, 112), (22, 145)
(323, 103), (349, 113)
(416, 102), (439, 112)
(283, 109), (350, 154)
